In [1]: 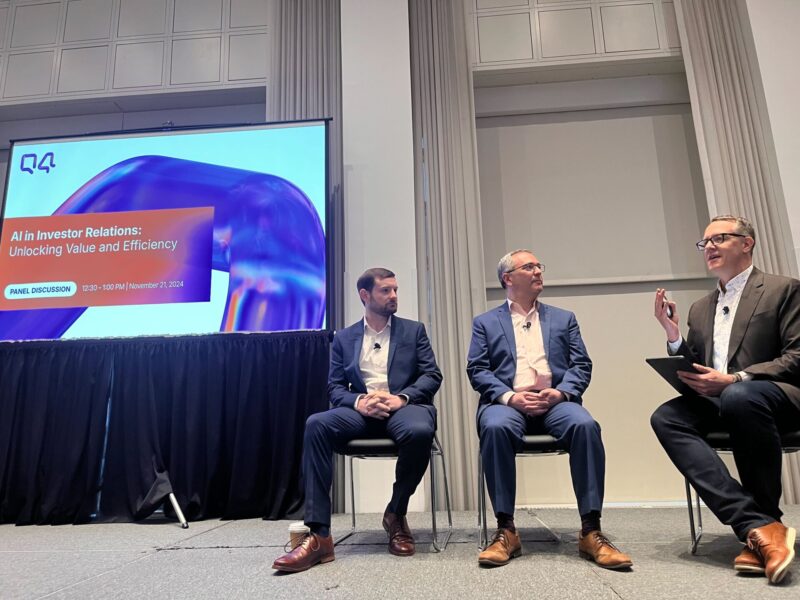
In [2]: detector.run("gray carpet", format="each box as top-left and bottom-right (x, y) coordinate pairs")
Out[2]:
(2, 506), (798, 599)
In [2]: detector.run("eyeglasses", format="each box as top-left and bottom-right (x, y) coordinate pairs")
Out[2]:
(505, 262), (546, 274)
(695, 233), (746, 251)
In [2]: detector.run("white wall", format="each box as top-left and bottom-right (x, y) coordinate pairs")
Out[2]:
(478, 105), (707, 285)
(477, 86), (714, 504)
(742, 0), (800, 268)
(340, 0), (421, 513)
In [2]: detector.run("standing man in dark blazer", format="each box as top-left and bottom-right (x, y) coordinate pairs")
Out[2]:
(467, 249), (631, 569)
(652, 215), (800, 584)
(273, 267), (442, 573)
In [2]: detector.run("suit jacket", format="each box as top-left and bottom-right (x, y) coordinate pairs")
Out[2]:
(328, 315), (442, 409)
(466, 301), (592, 407)
(675, 267), (800, 408)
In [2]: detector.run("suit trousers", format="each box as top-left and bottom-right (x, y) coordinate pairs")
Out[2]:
(478, 401), (605, 518)
(650, 381), (800, 540)
(302, 404), (436, 528)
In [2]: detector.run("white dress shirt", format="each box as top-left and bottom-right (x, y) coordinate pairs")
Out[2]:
(356, 318), (391, 404)
(499, 300), (552, 405)
(668, 265), (753, 378)
(352, 317), (410, 409)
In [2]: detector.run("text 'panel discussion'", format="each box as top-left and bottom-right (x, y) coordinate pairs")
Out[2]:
(1, 1), (799, 599)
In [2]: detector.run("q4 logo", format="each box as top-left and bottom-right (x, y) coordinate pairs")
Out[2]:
(20, 152), (56, 174)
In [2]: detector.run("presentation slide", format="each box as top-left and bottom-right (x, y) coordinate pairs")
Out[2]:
(0, 121), (328, 341)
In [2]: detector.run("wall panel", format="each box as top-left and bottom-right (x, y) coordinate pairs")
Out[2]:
(57, 44), (106, 91)
(64, 0), (112, 42)
(11, 2), (60, 48)
(174, 0), (221, 33)
(117, 0), (166, 37)
(601, 3), (660, 53)
(4, 49), (53, 96)
(0, 1), (267, 108)
(170, 36), (220, 84)
(471, 0), (681, 73)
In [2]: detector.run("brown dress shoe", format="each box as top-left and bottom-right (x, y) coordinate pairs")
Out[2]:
(746, 522), (796, 584)
(578, 530), (633, 570)
(272, 532), (335, 573)
(734, 545), (765, 574)
(382, 511), (415, 556)
(478, 527), (521, 567)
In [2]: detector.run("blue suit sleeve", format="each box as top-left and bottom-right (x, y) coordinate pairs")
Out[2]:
(466, 317), (513, 405)
(554, 313), (592, 402)
(397, 323), (442, 404)
(327, 332), (359, 409)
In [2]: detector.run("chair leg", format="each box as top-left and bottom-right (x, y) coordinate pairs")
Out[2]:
(439, 440), (454, 544)
(334, 456), (358, 546)
(685, 478), (703, 555)
(430, 436), (452, 552)
(477, 451), (488, 549)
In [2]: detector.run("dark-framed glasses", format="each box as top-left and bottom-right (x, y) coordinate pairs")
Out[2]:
(695, 233), (746, 251)
(506, 262), (545, 274)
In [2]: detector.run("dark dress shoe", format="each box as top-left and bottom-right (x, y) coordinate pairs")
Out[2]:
(272, 532), (335, 573)
(382, 510), (415, 556)
(747, 522), (796, 584)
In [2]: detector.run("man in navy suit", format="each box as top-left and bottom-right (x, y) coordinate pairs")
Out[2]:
(467, 249), (631, 569)
(273, 268), (442, 573)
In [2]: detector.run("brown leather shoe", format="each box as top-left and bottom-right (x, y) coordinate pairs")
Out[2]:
(478, 527), (521, 567)
(734, 545), (765, 574)
(746, 522), (796, 584)
(578, 530), (633, 570)
(272, 532), (335, 573)
(382, 510), (415, 556)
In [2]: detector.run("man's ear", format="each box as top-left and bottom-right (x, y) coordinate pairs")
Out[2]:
(743, 237), (755, 254)
(358, 288), (370, 305)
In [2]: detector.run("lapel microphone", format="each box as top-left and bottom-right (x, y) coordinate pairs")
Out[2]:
(373, 342), (381, 350)
(722, 306), (730, 315)
(523, 322), (532, 331)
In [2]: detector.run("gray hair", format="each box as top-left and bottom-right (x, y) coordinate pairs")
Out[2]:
(497, 249), (535, 289)
(711, 215), (756, 246)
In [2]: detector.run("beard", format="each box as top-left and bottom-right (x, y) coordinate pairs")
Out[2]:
(375, 301), (397, 317)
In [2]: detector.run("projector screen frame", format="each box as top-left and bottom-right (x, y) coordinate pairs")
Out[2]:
(0, 117), (336, 341)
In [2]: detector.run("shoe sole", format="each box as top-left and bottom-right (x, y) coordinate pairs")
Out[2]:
(733, 564), (766, 575)
(734, 564), (765, 575)
(478, 548), (521, 567)
(272, 554), (335, 573)
(579, 550), (633, 570)
(768, 527), (796, 584)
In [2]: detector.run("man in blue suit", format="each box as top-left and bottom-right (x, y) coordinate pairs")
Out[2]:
(467, 249), (631, 569)
(273, 267), (442, 573)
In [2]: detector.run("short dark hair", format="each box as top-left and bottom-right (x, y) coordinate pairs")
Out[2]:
(711, 215), (756, 246)
(356, 267), (396, 297)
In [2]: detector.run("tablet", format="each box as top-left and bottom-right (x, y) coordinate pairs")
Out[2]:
(646, 356), (701, 395)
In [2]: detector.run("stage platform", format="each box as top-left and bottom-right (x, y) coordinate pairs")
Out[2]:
(2, 506), (798, 599)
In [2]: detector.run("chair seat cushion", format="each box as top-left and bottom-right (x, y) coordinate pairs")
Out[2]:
(342, 438), (398, 456)
(705, 431), (800, 451)
(520, 434), (564, 454)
